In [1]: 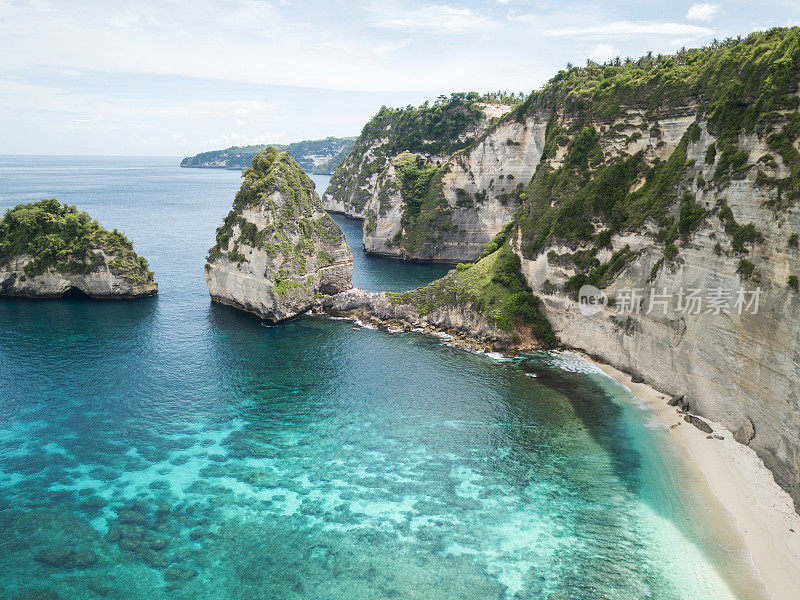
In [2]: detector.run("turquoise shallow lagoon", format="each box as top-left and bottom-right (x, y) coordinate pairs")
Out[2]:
(0, 157), (767, 599)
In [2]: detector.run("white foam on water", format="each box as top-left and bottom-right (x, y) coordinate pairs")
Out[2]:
(545, 351), (606, 374)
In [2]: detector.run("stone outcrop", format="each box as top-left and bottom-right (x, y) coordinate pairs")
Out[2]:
(322, 95), (512, 222)
(319, 238), (556, 351)
(0, 199), (157, 299)
(319, 288), (516, 349)
(361, 112), (548, 262)
(321, 29), (800, 507)
(205, 148), (352, 322)
(512, 105), (800, 505)
(0, 254), (157, 299)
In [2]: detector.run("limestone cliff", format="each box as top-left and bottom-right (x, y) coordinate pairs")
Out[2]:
(323, 94), (514, 220)
(331, 28), (800, 507)
(0, 199), (157, 299)
(205, 148), (352, 322)
(501, 28), (800, 506)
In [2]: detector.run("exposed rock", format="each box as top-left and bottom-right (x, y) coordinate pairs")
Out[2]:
(0, 199), (157, 299)
(319, 240), (556, 351)
(320, 288), (512, 349)
(733, 416), (756, 445)
(205, 148), (352, 322)
(323, 96), (511, 220)
(461, 30), (800, 508)
(667, 394), (685, 407)
(322, 30), (800, 509)
(684, 415), (714, 434)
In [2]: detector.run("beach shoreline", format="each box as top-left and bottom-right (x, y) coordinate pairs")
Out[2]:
(578, 353), (800, 600)
(321, 310), (800, 598)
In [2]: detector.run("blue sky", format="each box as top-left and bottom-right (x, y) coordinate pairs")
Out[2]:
(1, 0), (798, 156)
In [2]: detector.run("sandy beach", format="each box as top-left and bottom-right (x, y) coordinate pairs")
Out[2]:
(579, 354), (800, 600)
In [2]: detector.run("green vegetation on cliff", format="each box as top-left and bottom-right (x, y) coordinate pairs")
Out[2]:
(181, 136), (356, 174)
(389, 237), (556, 346)
(509, 28), (800, 287)
(0, 199), (154, 284)
(362, 92), (514, 157)
(326, 92), (516, 214)
(389, 152), (453, 255)
(514, 27), (800, 129)
(207, 148), (343, 274)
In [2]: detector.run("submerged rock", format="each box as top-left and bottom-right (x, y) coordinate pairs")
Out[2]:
(163, 564), (198, 581)
(0, 199), (157, 298)
(205, 148), (352, 322)
(34, 546), (98, 568)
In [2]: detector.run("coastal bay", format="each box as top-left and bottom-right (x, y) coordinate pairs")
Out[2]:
(0, 156), (784, 599)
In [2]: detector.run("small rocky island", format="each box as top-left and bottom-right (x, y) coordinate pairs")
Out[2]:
(0, 199), (157, 299)
(205, 148), (352, 322)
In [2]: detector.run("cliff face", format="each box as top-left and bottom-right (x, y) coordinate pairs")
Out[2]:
(361, 113), (547, 261)
(514, 111), (800, 505)
(322, 95), (513, 219)
(0, 200), (157, 299)
(331, 28), (800, 506)
(205, 148), (352, 322)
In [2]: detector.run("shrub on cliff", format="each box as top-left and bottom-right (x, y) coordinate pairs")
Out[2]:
(389, 239), (556, 346)
(0, 199), (154, 284)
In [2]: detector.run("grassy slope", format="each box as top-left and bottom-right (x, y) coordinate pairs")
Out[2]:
(388, 231), (556, 346)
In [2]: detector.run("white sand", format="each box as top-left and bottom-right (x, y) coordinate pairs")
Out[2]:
(580, 354), (800, 600)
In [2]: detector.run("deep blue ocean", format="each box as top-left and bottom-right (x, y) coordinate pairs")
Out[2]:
(0, 156), (767, 600)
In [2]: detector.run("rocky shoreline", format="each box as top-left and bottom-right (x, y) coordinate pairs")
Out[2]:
(316, 287), (545, 353)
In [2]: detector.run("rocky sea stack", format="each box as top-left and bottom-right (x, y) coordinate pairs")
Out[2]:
(0, 199), (157, 299)
(205, 148), (353, 322)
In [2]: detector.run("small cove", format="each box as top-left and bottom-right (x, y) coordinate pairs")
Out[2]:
(0, 156), (768, 599)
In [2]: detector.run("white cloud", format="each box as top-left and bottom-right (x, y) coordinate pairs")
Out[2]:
(232, 101), (277, 117)
(545, 21), (713, 37)
(686, 3), (723, 22)
(588, 43), (619, 62)
(368, 4), (497, 34)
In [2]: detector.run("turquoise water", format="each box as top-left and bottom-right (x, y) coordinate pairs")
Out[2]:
(0, 156), (766, 599)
